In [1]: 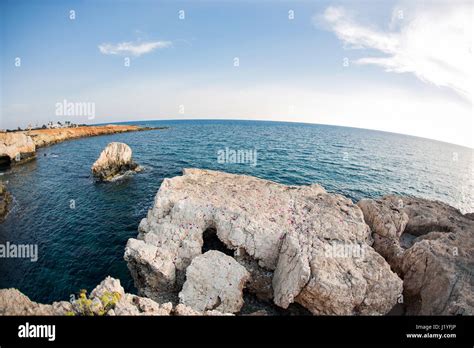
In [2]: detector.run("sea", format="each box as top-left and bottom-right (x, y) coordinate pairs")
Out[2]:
(0, 120), (472, 303)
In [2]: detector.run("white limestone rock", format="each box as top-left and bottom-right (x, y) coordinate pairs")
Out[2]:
(0, 288), (72, 315)
(90, 276), (125, 299)
(358, 195), (474, 315)
(91, 142), (139, 181)
(173, 303), (233, 316)
(114, 293), (172, 316)
(0, 132), (36, 164)
(0, 276), (172, 316)
(178, 250), (250, 313)
(125, 168), (403, 315)
(90, 276), (172, 316)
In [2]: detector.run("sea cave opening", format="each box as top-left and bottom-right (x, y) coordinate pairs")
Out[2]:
(0, 156), (11, 169)
(201, 227), (234, 256)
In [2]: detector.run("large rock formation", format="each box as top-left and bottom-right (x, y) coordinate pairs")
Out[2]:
(2, 168), (470, 316)
(358, 195), (474, 315)
(125, 169), (403, 315)
(0, 182), (12, 222)
(179, 250), (250, 313)
(91, 142), (139, 181)
(0, 132), (36, 166)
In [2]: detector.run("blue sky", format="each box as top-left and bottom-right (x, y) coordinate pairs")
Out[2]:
(1, 0), (472, 147)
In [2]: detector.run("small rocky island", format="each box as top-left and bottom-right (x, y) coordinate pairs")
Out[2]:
(91, 142), (140, 181)
(0, 169), (472, 316)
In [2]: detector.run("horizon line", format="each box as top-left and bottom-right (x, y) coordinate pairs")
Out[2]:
(88, 117), (474, 151)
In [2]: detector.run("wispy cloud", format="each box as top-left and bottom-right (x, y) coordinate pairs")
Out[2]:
(98, 40), (171, 57)
(318, 3), (473, 100)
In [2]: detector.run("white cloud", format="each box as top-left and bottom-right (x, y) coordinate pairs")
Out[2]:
(98, 40), (171, 57)
(319, 3), (473, 100)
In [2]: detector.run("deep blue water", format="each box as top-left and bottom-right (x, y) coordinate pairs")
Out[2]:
(0, 120), (472, 303)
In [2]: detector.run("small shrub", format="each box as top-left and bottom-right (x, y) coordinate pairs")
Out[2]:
(72, 289), (121, 316)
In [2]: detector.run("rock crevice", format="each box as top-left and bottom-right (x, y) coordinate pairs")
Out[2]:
(358, 195), (474, 315)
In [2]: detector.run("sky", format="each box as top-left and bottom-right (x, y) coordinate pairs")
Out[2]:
(0, 0), (473, 148)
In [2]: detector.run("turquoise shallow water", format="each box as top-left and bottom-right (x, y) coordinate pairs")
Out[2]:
(0, 120), (472, 303)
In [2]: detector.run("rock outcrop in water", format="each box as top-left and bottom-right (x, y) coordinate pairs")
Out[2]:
(124, 168), (403, 315)
(358, 195), (474, 315)
(0, 182), (12, 222)
(91, 142), (139, 181)
(0, 132), (36, 166)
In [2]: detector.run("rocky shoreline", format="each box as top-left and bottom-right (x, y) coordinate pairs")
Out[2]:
(0, 124), (165, 167)
(1, 169), (472, 316)
(26, 125), (165, 149)
(0, 125), (164, 221)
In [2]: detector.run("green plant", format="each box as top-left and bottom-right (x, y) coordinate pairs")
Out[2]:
(72, 289), (121, 316)
(76, 289), (95, 316)
(100, 291), (122, 313)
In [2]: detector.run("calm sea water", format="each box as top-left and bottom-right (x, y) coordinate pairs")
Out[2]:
(1, 120), (472, 303)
